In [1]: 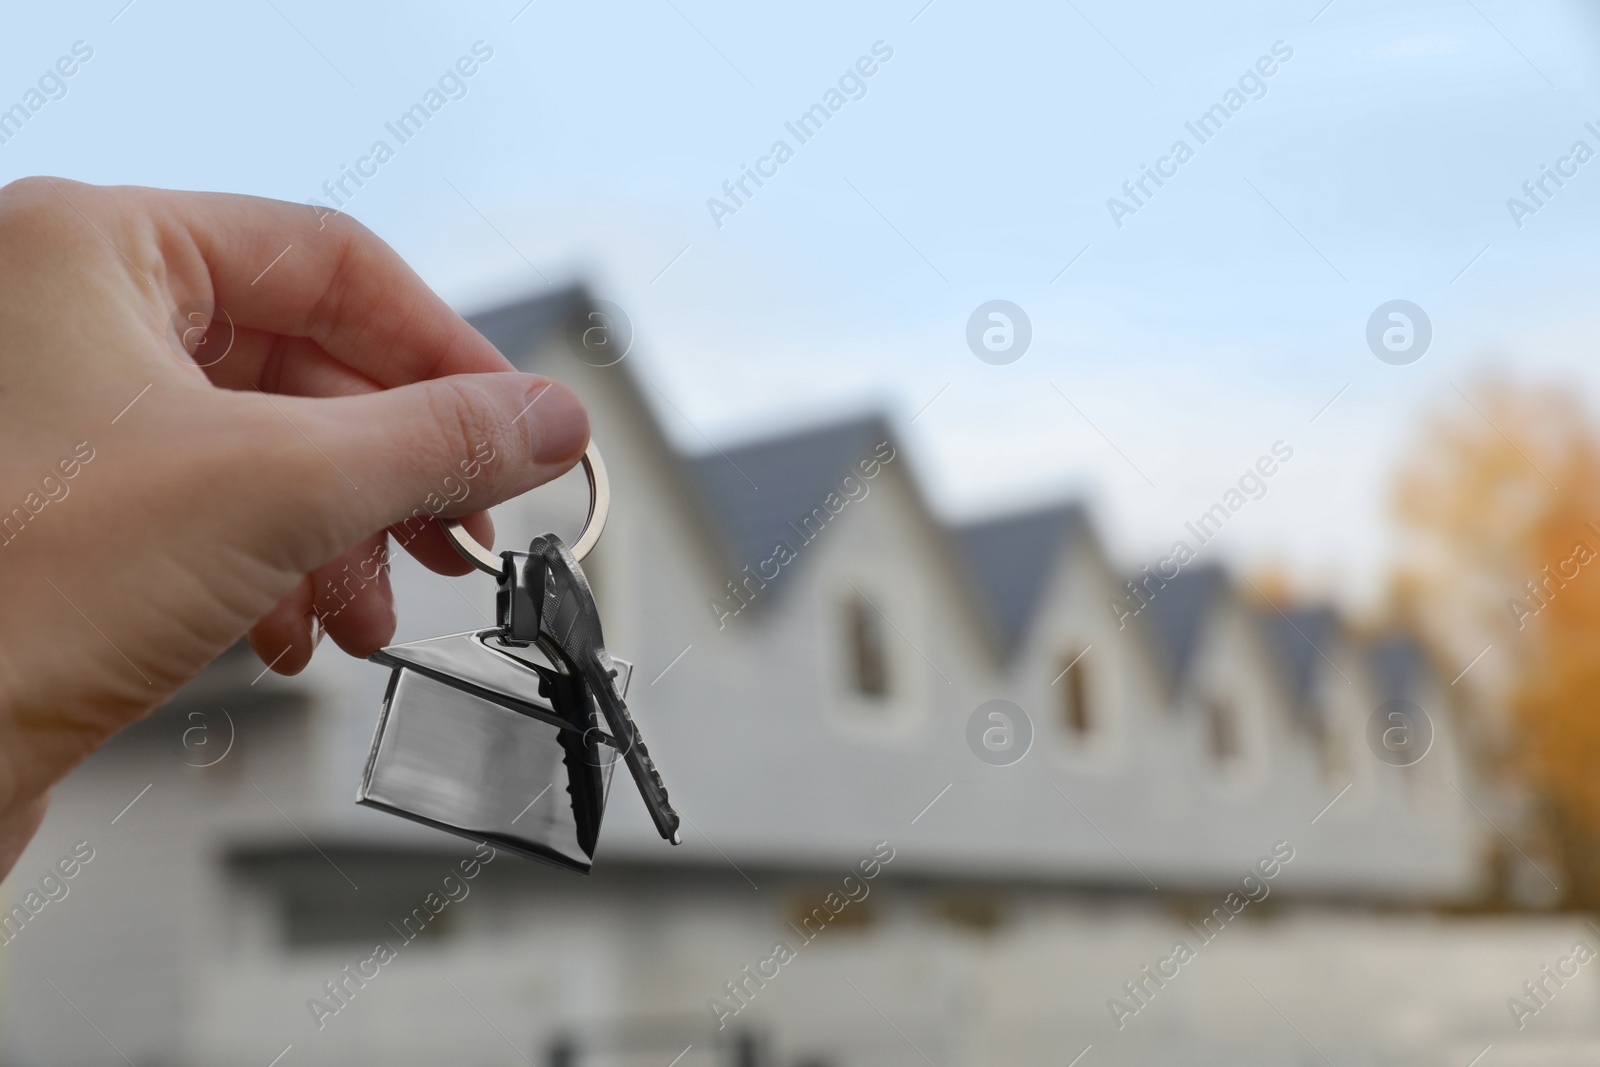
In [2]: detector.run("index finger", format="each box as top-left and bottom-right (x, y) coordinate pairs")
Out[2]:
(146, 185), (513, 386)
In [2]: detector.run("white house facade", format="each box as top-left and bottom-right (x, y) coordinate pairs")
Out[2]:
(0, 288), (1571, 1067)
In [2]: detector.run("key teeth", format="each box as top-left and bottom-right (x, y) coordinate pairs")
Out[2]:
(621, 734), (680, 842)
(528, 537), (681, 850)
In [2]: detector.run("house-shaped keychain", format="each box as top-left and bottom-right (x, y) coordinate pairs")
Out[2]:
(358, 628), (630, 874)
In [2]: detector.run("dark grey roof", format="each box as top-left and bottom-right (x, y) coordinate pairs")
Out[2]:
(1140, 566), (1229, 681)
(954, 504), (1088, 649)
(1261, 606), (1341, 719)
(459, 287), (902, 605)
(453, 289), (1442, 677)
(464, 286), (591, 369)
(1367, 633), (1428, 701)
(686, 414), (893, 596)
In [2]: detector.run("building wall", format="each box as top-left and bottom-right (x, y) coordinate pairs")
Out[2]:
(0, 301), (1499, 1065)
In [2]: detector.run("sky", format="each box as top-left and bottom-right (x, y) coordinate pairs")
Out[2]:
(6, 0), (1600, 612)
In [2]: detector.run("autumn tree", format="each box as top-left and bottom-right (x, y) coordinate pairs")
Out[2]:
(1392, 379), (1600, 905)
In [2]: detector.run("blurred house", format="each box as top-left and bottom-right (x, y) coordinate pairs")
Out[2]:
(4, 289), (1577, 1067)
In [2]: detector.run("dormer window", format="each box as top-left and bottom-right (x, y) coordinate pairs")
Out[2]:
(847, 595), (890, 699)
(1320, 715), (1350, 780)
(1205, 698), (1240, 764)
(824, 576), (925, 742)
(1058, 650), (1092, 737)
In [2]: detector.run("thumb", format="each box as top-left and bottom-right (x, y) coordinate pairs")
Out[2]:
(289, 372), (590, 562)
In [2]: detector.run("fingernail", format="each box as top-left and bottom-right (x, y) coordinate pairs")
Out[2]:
(307, 612), (326, 651)
(526, 379), (589, 464)
(379, 562), (395, 626)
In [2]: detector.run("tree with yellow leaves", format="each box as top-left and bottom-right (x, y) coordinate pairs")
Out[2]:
(1393, 380), (1600, 905)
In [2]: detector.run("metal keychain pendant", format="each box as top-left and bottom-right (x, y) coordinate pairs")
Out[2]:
(358, 442), (679, 874)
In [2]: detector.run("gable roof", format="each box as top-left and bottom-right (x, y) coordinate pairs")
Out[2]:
(461, 286), (1443, 696)
(467, 286), (589, 362)
(1262, 606), (1342, 717)
(684, 414), (894, 592)
(953, 504), (1089, 649)
(1139, 565), (1229, 683)
(1367, 632), (1429, 702)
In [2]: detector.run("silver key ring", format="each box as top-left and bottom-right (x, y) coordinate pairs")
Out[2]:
(440, 440), (610, 574)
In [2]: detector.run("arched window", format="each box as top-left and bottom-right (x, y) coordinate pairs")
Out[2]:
(846, 595), (890, 699)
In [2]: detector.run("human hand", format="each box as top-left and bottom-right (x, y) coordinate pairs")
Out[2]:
(0, 177), (588, 875)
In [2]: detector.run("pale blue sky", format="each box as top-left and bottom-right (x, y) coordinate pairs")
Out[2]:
(5, 0), (1600, 608)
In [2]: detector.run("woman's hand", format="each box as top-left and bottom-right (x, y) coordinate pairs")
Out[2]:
(0, 177), (588, 875)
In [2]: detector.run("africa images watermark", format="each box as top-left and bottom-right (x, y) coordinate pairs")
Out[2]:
(1366, 300), (1431, 365)
(1107, 441), (1295, 628)
(172, 705), (236, 768)
(0, 40), (94, 147)
(1366, 699), (1434, 767)
(1508, 940), (1596, 1031)
(1, 440), (97, 548)
(314, 440), (497, 627)
(1106, 40), (1294, 230)
(707, 840), (896, 1030)
(306, 841), (497, 1030)
(1507, 520), (1600, 631)
(1505, 121), (1600, 230)
(0, 841), (96, 948)
(966, 300), (1032, 365)
(967, 699), (1033, 766)
(706, 41), (895, 229)
(708, 440), (897, 629)
(1107, 840), (1296, 1030)
(305, 41), (495, 228)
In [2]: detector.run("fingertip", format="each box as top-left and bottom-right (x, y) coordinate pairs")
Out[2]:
(524, 377), (589, 466)
(247, 622), (311, 677)
(310, 538), (397, 659)
(248, 580), (315, 675)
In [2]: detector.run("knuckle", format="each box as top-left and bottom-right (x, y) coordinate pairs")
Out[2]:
(0, 179), (163, 288)
(317, 210), (381, 262)
(302, 214), (386, 342)
(0, 174), (61, 204)
(0, 176), (76, 234)
(319, 206), (375, 242)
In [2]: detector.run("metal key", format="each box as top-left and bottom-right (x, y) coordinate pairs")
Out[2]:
(498, 533), (682, 845)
